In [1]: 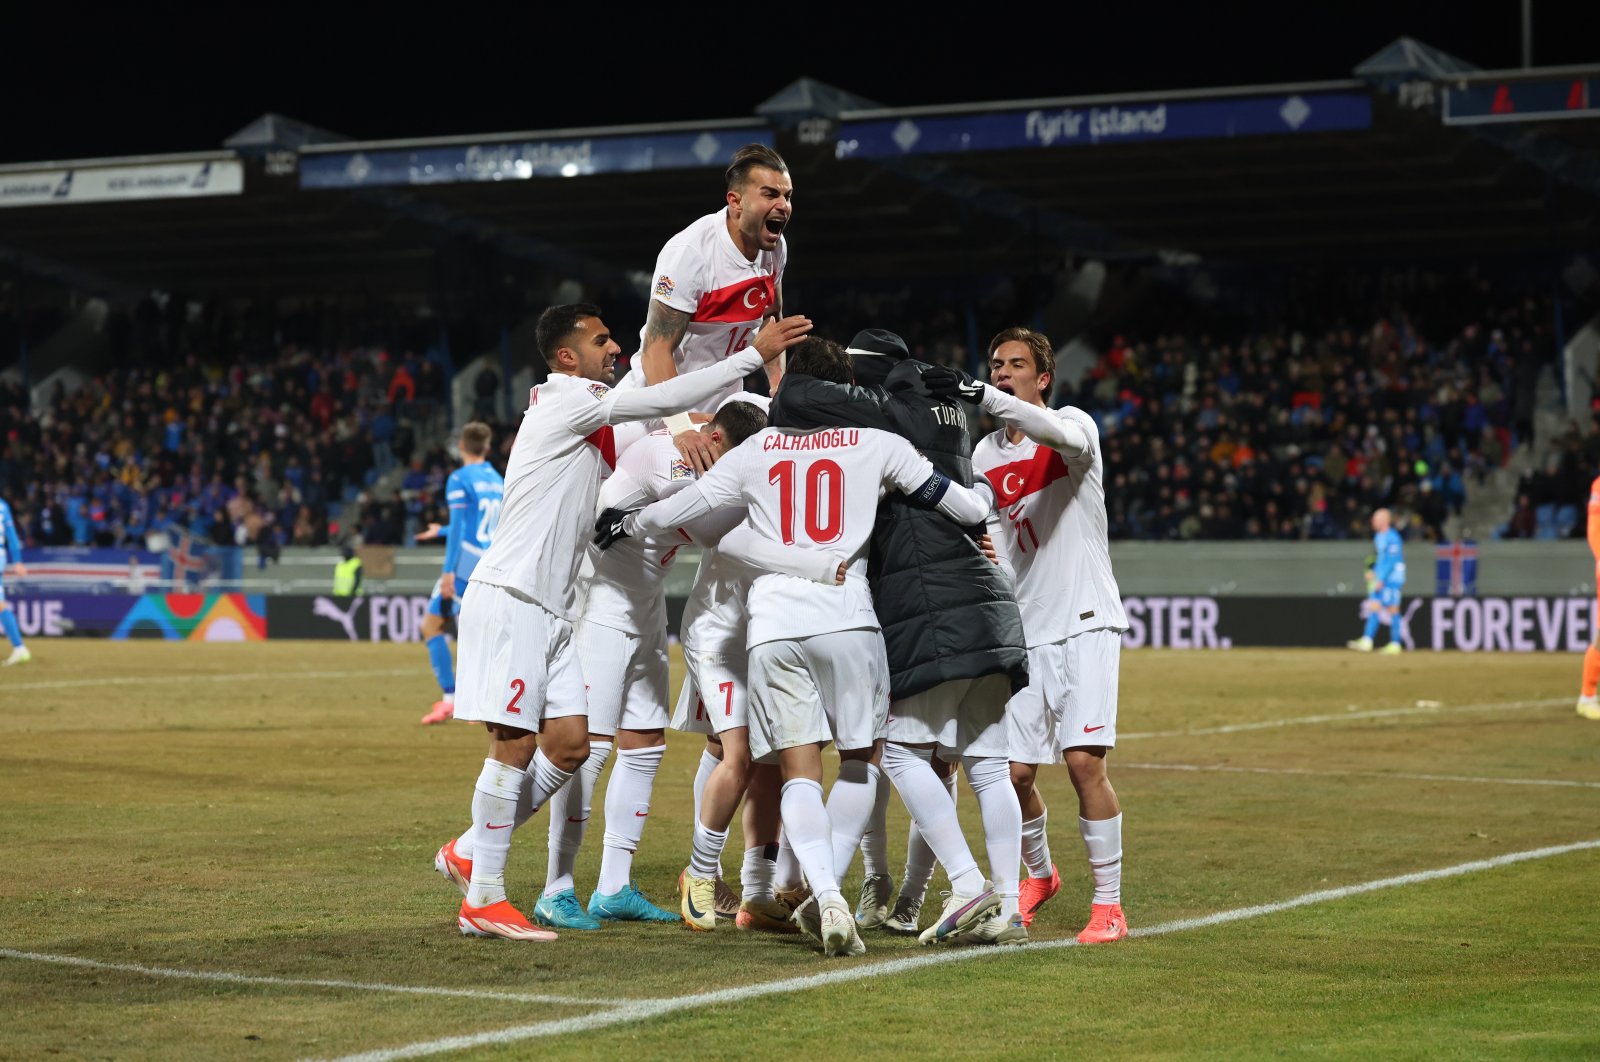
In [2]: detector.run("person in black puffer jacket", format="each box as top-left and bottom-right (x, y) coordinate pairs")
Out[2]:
(769, 328), (1028, 940)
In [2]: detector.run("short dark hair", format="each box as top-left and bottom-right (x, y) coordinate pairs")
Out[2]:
(726, 143), (788, 192)
(785, 336), (852, 384)
(460, 421), (492, 457)
(987, 326), (1056, 401)
(711, 399), (768, 448)
(536, 303), (602, 365)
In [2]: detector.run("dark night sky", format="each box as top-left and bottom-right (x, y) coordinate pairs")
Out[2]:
(2, 2), (1593, 164)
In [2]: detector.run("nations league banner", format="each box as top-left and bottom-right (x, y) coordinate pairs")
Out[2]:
(9, 593), (1593, 650)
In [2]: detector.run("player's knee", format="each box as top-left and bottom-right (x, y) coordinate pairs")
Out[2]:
(1010, 761), (1037, 796)
(1065, 749), (1108, 790)
(420, 613), (444, 639)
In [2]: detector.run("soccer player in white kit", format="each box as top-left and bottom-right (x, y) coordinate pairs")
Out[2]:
(538, 398), (817, 929)
(971, 327), (1130, 945)
(606, 338), (1001, 956)
(434, 302), (809, 941)
(630, 144), (792, 472)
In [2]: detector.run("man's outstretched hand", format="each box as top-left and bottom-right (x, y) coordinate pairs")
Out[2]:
(594, 507), (638, 551)
(752, 315), (813, 363)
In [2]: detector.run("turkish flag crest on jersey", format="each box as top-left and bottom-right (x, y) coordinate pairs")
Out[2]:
(694, 275), (776, 324)
(984, 446), (1071, 505)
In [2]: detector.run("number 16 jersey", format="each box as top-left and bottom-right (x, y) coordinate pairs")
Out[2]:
(973, 405), (1126, 647)
(624, 210), (788, 412)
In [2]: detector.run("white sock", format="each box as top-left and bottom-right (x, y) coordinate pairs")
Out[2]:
(1080, 813), (1123, 905)
(465, 758), (524, 908)
(1021, 810), (1053, 878)
(543, 741), (611, 897)
(964, 755), (1022, 919)
(526, 748), (576, 815)
(900, 770), (955, 901)
(881, 743), (983, 896)
(858, 765), (891, 878)
(780, 778), (840, 900)
(692, 747), (718, 825)
(774, 829), (803, 891)
(827, 760), (881, 878)
(689, 820), (729, 878)
(741, 844), (777, 902)
(596, 745), (663, 895)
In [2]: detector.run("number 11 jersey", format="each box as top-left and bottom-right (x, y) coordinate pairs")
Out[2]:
(973, 405), (1126, 647)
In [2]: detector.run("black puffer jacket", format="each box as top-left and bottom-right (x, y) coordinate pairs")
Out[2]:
(770, 360), (1028, 699)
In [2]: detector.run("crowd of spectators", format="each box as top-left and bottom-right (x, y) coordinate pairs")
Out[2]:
(0, 345), (448, 557)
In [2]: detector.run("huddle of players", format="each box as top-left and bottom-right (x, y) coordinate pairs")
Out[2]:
(426, 144), (1130, 956)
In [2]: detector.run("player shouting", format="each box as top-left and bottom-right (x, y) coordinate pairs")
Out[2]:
(970, 327), (1131, 945)
(627, 144), (792, 472)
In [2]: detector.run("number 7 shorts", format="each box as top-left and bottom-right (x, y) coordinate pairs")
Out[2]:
(453, 583), (588, 727)
(670, 646), (750, 736)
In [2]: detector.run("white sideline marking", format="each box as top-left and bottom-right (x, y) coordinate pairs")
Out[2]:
(1123, 762), (1600, 789)
(315, 839), (1600, 1062)
(3, 669), (418, 692)
(1121, 697), (1568, 740)
(0, 948), (613, 1007)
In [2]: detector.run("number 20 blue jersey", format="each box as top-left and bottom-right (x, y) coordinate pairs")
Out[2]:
(443, 463), (505, 584)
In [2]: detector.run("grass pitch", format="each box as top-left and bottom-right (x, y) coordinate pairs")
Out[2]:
(1, 642), (1597, 1060)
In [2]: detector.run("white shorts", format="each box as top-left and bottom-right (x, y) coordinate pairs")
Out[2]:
(887, 673), (1012, 760)
(747, 630), (889, 761)
(670, 646), (749, 736)
(454, 584), (588, 728)
(575, 620), (669, 735)
(1008, 628), (1121, 764)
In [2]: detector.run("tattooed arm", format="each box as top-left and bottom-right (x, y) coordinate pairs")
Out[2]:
(640, 299), (691, 388)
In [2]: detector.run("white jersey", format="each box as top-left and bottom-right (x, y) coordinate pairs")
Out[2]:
(580, 431), (697, 636)
(676, 508), (756, 656)
(973, 405), (1126, 646)
(669, 426), (941, 647)
(470, 347), (763, 620)
(625, 210), (787, 411)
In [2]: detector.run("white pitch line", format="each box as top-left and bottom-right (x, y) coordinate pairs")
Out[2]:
(1122, 761), (1600, 790)
(1121, 696), (1568, 740)
(0, 948), (614, 1007)
(2, 669), (419, 692)
(314, 838), (1600, 1062)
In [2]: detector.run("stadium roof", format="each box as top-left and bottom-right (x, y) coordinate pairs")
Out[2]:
(2, 39), (1598, 299)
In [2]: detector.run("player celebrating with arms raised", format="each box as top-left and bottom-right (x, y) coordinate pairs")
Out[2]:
(628, 144), (792, 471)
(435, 302), (809, 942)
(971, 327), (1130, 945)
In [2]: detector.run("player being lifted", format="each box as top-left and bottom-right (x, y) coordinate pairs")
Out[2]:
(1347, 508), (1406, 654)
(417, 423), (504, 725)
(627, 143), (792, 472)
(601, 338), (1001, 956)
(971, 327), (1130, 945)
(0, 494), (30, 667)
(433, 302), (809, 941)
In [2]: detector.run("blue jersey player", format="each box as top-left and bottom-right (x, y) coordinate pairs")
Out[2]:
(418, 423), (504, 723)
(1348, 507), (1406, 654)
(1, 496), (31, 667)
